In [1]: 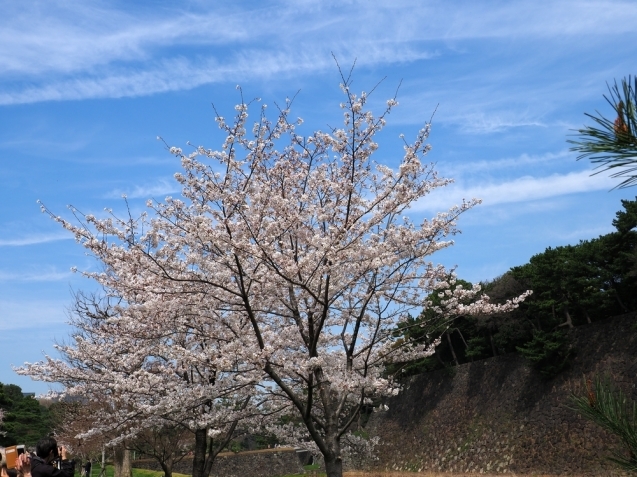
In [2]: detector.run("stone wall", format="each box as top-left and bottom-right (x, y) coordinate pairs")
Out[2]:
(132, 447), (304, 477)
(366, 313), (637, 476)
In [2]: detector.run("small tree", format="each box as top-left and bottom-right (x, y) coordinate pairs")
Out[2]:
(569, 76), (637, 188)
(571, 376), (637, 472)
(126, 424), (192, 477)
(49, 400), (111, 466)
(19, 291), (260, 477)
(516, 329), (573, 380)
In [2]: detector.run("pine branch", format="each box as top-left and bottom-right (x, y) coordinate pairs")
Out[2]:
(569, 76), (637, 188)
(570, 376), (637, 472)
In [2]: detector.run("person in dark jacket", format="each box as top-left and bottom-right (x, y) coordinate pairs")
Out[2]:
(30, 438), (75, 477)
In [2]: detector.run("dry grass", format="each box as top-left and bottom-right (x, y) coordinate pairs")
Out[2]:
(292, 471), (583, 477)
(343, 471), (577, 477)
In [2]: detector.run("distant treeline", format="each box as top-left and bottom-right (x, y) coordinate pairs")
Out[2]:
(0, 382), (53, 447)
(391, 197), (637, 379)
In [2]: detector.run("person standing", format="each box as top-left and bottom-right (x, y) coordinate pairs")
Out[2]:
(82, 461), (91, 477)
(30, 438), (75, 477)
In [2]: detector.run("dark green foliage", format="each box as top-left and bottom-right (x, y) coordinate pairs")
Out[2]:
(390, 271), (538, 375)
(478, 271), (532, 353)
(613, 197), (637, 234)
(515, 329), (574, 379)
(0, 382), (53, 447)
(388, 279), (477, 376)
(569, 76), (637, 188)
(1, 384), (25, 404)
(512, 246), (580, 328)
(464, 336), (488, 360)
(508, 198), (637, 376)
(389, 198), (637, 380)
(571, 377), (637, 472)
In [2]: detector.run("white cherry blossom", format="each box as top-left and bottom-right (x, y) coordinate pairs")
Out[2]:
(19, 72), (528, 477)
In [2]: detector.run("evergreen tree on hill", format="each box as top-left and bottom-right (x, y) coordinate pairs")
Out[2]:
(0, 382), (53, 447)
(389, 198), (637, 380)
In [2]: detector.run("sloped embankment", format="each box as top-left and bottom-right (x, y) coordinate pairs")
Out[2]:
(366, 313), (637, 475)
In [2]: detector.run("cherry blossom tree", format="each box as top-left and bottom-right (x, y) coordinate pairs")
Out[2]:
(49, 399), (112, 474)
(51, 397), (189, 477)
(20, 70), (528, 477)
(126, 423), (192, 477)
(19, 290), (263, 477)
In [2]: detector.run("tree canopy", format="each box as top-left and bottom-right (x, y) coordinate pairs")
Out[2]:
(0, 382), (52, 447)
(18, 73), (526, 477)
(392, 197), (637, 379)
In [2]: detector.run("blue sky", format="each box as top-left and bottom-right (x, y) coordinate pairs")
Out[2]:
(2, 0), (637, 394)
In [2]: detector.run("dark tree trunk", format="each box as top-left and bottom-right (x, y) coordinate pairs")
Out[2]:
(583, 308), (592, 324)
(321, 433), (343, 477)
(612, 285), (629, 312)
(159, 458), (173, 477)
(192, 428), (217, 477)
(455, 328), (471, 361)
(324, 454), (343, 477)
(446, 331), (459, 366)
(203, 438), (215, 477)
(559, 307), (574, 328)
(434, 350), (445, 366)
(192, 429), (207, 477)
(489, 331), (497, 357)
(113, 447), (132, 477)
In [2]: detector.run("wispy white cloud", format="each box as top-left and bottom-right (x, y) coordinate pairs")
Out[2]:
(391, 75), (596, 132)
(422, 1), (637, 40)
(455, 112), (547, 134)
(6, 1), (636, 77)
(0, 136), (91, 154)
(414, 169), (617, 213)
(105, 178), (180, 200)
(434, 151), (575, 185)
(0, 45), (433, 105)
(0, 233), (71, 247)
(454, 196), (576, 227)
(0, 269), (72, 282)
(384, 45), (631, 133)
(2, 1), (636, 105)
(441, 150), (572, 177)
(0, 3), (251, 78)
